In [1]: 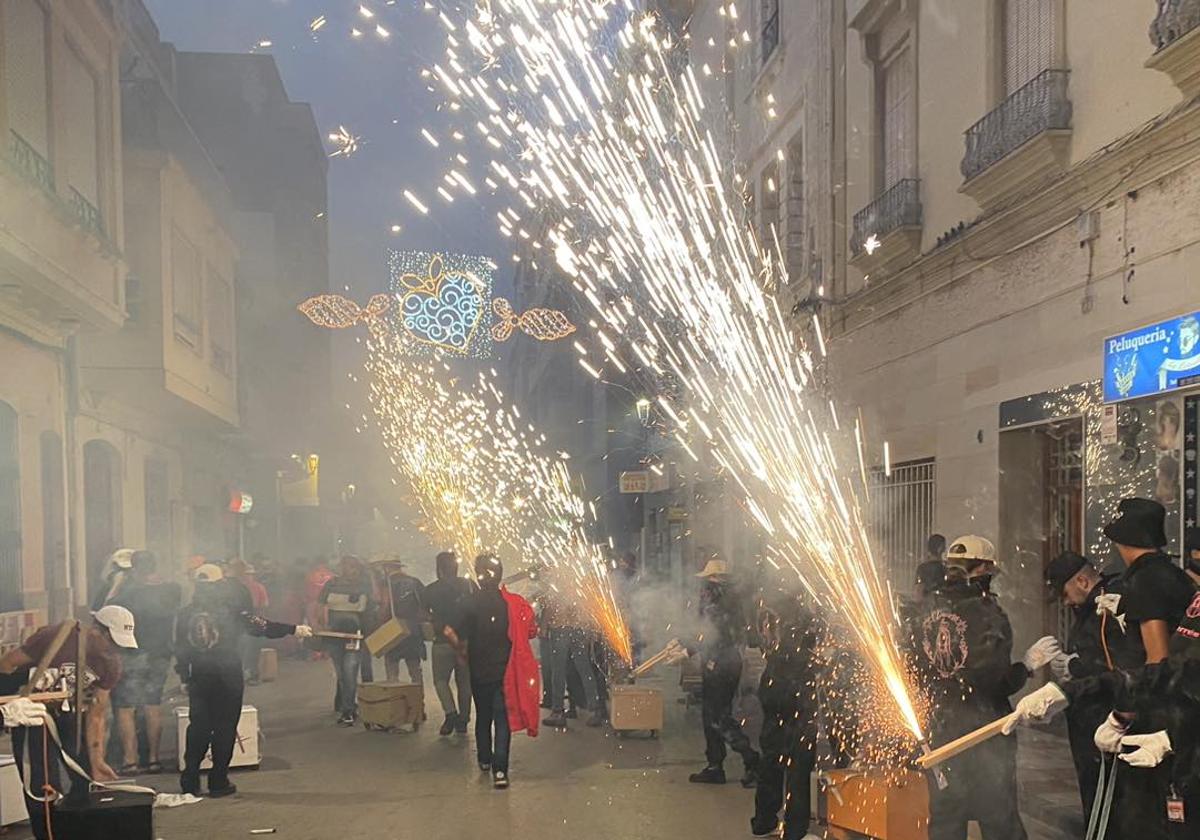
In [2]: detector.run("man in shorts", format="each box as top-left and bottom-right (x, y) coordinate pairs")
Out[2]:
(113, 550), (181, 773)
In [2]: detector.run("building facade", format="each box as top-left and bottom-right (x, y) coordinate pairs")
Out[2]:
(0, 0), (331, 620)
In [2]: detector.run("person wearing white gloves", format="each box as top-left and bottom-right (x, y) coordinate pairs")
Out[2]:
(1006, 551), (1146, 820)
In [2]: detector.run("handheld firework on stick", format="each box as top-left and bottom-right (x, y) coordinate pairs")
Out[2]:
(916, 713), (1019, 771)
(631, 639), (686, 679)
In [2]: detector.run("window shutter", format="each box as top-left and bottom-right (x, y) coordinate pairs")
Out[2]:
(4, 0), (50, 155)
(63, 45), (100, 205)
(1004, 0), (1057, 94)
(882, 45), (914, 188)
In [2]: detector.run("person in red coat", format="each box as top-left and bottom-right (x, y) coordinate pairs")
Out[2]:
(446, 553), (539, 789)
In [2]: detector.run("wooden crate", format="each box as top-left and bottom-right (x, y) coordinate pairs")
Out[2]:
(610, 685), (663, 734)
(823, 769), (929, 840)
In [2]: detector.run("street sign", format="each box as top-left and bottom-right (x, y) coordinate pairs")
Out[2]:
(619, 471), (649, 493)
(1103, 311), (1200, 402)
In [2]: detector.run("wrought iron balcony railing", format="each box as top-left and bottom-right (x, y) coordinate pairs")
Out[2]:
(1150, 0), (1200, 51)
(67, 186), (105, 238)
(851, 178), (922, 256)
(7, 130), (55, 195)
(961, 69), (1072, 182)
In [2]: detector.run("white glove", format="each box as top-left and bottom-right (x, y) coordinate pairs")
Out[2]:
(1, 697), (48, 728)
(1119, 731), (1173, 768)
(294, 624), (314, 639)
(1022, 636), (1062, 672)
(1049, 652), (1078, 682)
(1002, 682), (1069, 734)
(1094, 713), (1128, 754)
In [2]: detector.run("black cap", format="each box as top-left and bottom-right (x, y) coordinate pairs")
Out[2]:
(1045, 551), (1090, 593)
(1103, 497), (1168, 549)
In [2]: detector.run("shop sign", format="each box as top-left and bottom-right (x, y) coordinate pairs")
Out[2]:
(1103, 311), (1200, 403)
(619, 471), (649, 493)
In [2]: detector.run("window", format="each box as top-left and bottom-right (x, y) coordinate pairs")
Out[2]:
(171, 227), (203, 347)
(761, 0), (780, 65)
(4, 0), (52, 191)
(759, 161), (781, 255)
(207, 269), (233, 375)
(880, 44), (915, 188)
(62, 44), (100, 217)
(785, 136), (806, 284)
(1003, 0), (1058, 94)
(868, 458), (936, 588)
(0, 402), (20, 611)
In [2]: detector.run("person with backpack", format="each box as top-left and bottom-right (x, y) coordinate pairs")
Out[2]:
(176, 564), (311, 797)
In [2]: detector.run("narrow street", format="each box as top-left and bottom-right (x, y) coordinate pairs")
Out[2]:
(4, 656), (1079, 840)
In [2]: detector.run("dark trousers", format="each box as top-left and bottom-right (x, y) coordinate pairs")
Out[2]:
(12, 717), (88, 840)
(928, 730), (1026, 840)
(701, 653), (758, 770)
(1067, 702), (1108, 821)
(472, 680), (511, 773)
(183, 667), (244, 788)
(754, 707), (816, 840)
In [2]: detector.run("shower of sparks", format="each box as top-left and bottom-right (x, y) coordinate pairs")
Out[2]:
(327, 125), (362, 158)
(419, 2), (926, 744)
(302, 298), (631, 663)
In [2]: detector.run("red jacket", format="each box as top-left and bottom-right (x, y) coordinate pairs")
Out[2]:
(500, 587), (540, 737)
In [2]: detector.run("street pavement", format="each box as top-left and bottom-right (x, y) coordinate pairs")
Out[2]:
(1, 657), (1078, 840)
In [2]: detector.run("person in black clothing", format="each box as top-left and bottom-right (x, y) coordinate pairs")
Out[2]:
(382, 560), (427, 685)
(112, 550), (181, 773)
(751, 589), (822, 840)
(1040, 551), (1146, 820)
(912, 535), (1053, 840)
(687, 558), (761, 787)
(176, 564), (311, 797)
(445, 554), (515, 788)
(425, 551), (477, 735)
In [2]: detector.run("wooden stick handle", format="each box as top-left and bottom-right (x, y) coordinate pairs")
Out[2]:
(916, 712), (1018, 769)
(315, 630), (363, 640)
(0, 691), (72, 705)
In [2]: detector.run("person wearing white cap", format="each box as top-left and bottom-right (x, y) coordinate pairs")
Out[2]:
(90, 547), (137, 610)
(0, 606), (137, 840)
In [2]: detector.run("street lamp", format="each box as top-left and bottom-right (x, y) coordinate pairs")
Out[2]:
(635, 397), (651, 425)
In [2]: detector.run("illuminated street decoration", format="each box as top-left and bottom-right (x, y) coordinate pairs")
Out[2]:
(298, 293), (392, 329)
(490, 298), (576, 342)
(388, 250), (495, 358)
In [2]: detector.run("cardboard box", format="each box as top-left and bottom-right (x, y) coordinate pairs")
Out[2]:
(0, 755), (28, 827)
(258, 647), (278, 682)
(821, 769), (929, 840)
(175, 705), (260, 772)
(366, 617), (411, 657)
(610, 685), (663, 732)
(358, 682), (424, 731)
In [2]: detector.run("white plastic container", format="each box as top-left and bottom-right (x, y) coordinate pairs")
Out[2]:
(174, 705), (260, 771)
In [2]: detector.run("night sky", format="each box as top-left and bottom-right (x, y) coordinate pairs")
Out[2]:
(146, 0), (509, 299)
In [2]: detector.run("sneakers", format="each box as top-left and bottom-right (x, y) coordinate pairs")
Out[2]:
(479, 761), (492, 772)
(455, 718), (470, 735)
(208, 782), (238, 798)
(493, 770), (509, 789)
(337, 712), (356, 727)
(439, 715), (457, 737)
(586, 711), (605, 728)
(688, 765), (727, 784)
(542, 713), (568, 729)
(749, 820), (780, 837)
(180, 773), (200, 797)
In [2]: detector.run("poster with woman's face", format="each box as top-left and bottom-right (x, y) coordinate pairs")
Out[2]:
(1155, 398), (1183, 505)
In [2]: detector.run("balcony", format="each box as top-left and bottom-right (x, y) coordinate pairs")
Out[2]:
(67, 187), (105, 239)
(960, 69), (1072, 210)
(6, 131), (55, 196)
(1146, 0), (1200, 98)
(849, 178), (922, 276)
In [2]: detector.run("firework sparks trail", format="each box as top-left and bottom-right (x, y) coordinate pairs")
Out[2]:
(421, 1), (926, 744)
(361, 312), (632, 664)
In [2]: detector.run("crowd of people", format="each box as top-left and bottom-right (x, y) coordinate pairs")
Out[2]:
(3, 496), (1200, 838)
